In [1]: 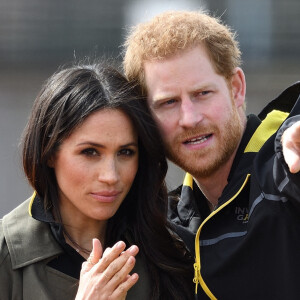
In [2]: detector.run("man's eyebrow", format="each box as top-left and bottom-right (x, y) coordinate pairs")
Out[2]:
(151, 93), (177, 102)
(151, 83), (216, 102)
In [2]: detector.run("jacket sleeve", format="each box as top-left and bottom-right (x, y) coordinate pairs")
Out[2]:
(274, 115), (300, 207)
(0, 220), (23, 300)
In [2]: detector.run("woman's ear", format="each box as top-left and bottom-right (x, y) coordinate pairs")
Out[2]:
(230, 67), (246, 108)
(47, 156), (55, 168)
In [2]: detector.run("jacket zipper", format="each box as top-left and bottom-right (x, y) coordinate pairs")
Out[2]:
(193, 174), (251, 299)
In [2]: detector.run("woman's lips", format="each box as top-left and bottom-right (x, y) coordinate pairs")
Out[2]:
(90, 191), (121, 203)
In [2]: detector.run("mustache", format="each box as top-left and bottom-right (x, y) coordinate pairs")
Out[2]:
(175, 125), (217, 142)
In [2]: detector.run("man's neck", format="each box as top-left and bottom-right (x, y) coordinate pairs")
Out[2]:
(194, 118), (247, 211)
(194, 154), (235, 210)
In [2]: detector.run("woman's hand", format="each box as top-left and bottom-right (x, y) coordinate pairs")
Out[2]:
(75, 239), (139, 300)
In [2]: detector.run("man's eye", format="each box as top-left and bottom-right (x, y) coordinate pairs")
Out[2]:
(165, 99), (176, 105)
(199, 91), (210, 96)
(81, 148), (98, 156)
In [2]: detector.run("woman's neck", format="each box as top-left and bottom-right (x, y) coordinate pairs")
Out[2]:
(55, 205), (107, 259)
(63, 221), (106, 258)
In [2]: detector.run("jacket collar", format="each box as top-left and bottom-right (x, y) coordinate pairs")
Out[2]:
(258, 81), (300, 120)
(3, 198), (63, 269)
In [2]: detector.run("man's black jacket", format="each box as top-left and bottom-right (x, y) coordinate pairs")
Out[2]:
(168, 82), (300, 300)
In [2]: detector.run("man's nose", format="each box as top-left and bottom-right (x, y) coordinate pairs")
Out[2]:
(178, 96), (202, 128)
(97, 158), (119, 185)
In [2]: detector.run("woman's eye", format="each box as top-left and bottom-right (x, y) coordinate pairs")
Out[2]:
(118, 149), (135, 156)
(81, 148), (98, 156)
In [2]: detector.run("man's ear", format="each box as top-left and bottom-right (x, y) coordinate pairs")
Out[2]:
(230, 67), (246, 108)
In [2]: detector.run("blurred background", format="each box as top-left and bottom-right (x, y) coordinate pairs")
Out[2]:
(0, 0), (299, 217)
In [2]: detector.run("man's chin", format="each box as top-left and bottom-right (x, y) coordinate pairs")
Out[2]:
(167, 150), (223, 178)
(168, 152), (204, 174)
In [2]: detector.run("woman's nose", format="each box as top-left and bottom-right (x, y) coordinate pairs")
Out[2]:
(97, 158), (119, 185)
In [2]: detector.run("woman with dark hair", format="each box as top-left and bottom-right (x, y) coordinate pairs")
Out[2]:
(0, 62), (193, 299)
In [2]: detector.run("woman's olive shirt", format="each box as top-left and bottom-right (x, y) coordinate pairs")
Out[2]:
(0, 198), (151, 299)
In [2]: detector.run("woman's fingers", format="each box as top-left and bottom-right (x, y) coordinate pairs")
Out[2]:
(96, 244), (139, 294)
(76, 242), (139, 300)
(102, 253), (137, 283)
(109, 273), (139, 300)
(94, 245), (139, 290)
(91, 238), (103, 263)
(95, 242), (138, 273)
(82, 238), (103, 274)
(100, 256), (139, 300)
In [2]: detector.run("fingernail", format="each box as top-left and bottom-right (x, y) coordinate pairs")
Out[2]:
(115, 241), (124, 249)
(128, 245), (138, 254)
(131, 273), (139, 281)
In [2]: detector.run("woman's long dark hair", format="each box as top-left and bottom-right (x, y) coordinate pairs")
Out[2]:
(21, 61), (194, 299)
